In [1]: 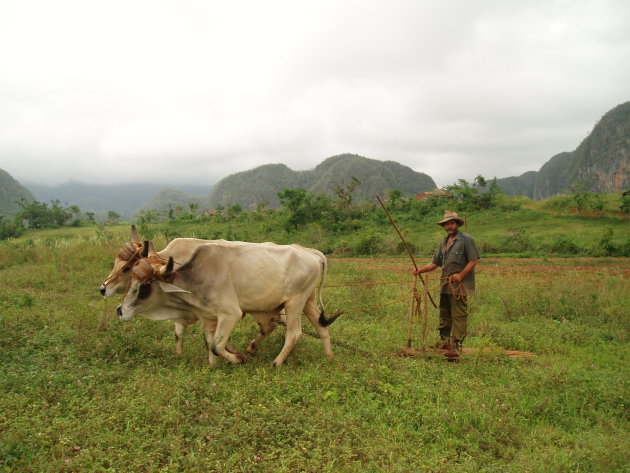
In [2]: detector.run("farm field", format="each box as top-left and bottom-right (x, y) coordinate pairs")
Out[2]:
(1, 236), (629, 472)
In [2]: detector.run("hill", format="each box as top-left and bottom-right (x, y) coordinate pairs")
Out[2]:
(25, 181), (213, 218)
(208, 153), (436, 209)
(139, 189), (210, 213)
(0, 168), (35, 216)
(497, 101), (630, 198)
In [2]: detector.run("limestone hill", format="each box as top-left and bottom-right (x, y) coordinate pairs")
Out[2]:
(498, 101), (630, 198)
(208, 153), (436, 209)
(0, 168), (34, 216)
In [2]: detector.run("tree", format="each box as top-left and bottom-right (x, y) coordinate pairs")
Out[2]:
(474, 175), (487, 188)
(388, 189), (403, 209)
(0, 215), (23, 239)
(16, 199), (72, 228)
(333, 176), (361, 207)
(227, 204), (242, 219)
(107, 210), (121, 224)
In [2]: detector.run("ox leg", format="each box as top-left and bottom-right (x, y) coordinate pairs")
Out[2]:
(202, 320), (219, 367)
(247, 312), (279, 355)
(303, 297), (334, 360)
(272, 302), (304, 367)
(174, 322), (187, 356)
(211, 314), (246, 364)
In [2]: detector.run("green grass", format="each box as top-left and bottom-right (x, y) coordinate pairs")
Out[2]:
(1, 233), (629, 472)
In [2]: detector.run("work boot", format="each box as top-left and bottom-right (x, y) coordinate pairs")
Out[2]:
(429, 339), (449, 349)
(443, 341), (462, 361)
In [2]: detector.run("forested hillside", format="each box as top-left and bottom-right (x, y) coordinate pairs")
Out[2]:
(497, 101), (630, 198)
(0, 168), (34, 215)
(208, 154), (436, 209)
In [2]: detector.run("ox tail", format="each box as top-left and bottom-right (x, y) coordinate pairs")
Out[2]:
(315, 254), (340, 327)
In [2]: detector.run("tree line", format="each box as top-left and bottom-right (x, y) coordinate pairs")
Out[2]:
(2, 177), (628, 246)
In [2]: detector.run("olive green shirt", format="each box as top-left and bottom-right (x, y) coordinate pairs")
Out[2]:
(432, 231), (481, 296)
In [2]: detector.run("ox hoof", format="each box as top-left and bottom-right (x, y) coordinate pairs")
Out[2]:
(246, 343), (258, 355)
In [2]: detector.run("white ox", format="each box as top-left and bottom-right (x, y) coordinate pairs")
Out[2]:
(100, 227), (296, 356)
(116, 241), (338, 367)
(100, 225), (219, 355)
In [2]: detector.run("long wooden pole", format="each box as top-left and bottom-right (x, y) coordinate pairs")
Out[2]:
(406, 276), (417, 348)
(375, 194), (437, 308)
(421, 272), (429, 350)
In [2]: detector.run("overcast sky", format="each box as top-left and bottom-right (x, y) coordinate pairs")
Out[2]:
(1, 0), (629, 188)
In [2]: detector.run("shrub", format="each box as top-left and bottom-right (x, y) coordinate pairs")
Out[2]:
(548, 237), (581, 254)
(0, 216), (23, 240)
(541, 194), (574, 211)
(353, 232), (386, 255)
(500, 228), (532, 253)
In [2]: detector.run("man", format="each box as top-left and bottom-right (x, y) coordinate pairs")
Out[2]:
(413, 210), (480, 359)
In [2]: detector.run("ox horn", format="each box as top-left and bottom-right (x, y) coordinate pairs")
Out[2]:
(158, 256), (175, 278)
(131, 224), (140, 242)
(141, 240), (157, 258)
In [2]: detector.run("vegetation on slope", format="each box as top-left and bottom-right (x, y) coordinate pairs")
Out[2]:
(0, 168), (34, 216)
(497, 100), (630, 198)
(209, 154), (436, 209)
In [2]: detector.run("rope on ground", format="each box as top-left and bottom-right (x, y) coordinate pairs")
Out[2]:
(272, 318), (376, 357)
(329, 294), (411, 318)
(324, 279), (415, 288)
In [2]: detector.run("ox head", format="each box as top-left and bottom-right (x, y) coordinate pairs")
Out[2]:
(99, 225), (152, 297)
(116, 248), (190, 322)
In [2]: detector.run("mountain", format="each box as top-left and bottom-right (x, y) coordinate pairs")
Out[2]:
(533, 152), (576, 200)
(562, 101), (630, 196)
(208, 153), (436, 209)
(139, 189), (210, 212)
(0, 168), (35, 216)
(495, 171), (538, 198)
(497, 101), (630, 198)
(25, 181), (213, 218)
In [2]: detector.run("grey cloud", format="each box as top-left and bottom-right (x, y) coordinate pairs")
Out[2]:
(0, 0), (629, 188)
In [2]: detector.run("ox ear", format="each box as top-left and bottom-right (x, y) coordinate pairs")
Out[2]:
(157, 280), (190, 294)
(131, 224), (140, 242)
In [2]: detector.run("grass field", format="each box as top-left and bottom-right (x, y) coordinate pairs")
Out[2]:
(1, 233), (629, 472)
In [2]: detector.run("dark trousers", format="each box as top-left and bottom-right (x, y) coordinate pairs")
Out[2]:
(439, 293), (468, 344)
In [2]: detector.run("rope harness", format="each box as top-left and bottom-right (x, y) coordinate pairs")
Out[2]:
(434, 275), (468, 301)
(101, 244), (143, 288)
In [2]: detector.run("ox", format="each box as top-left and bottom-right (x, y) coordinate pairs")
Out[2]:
(100, 227), (311, 356)
(100, 226), (290, 356)
(116, 241), (339, 367)
(100, 225), (217, 355)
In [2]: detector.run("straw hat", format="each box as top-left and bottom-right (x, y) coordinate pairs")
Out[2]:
(437, 210), (465, 226)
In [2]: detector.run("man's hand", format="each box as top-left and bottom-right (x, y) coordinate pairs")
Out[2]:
(413, 263), (438, 276)
(451, 273), (463, 283)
